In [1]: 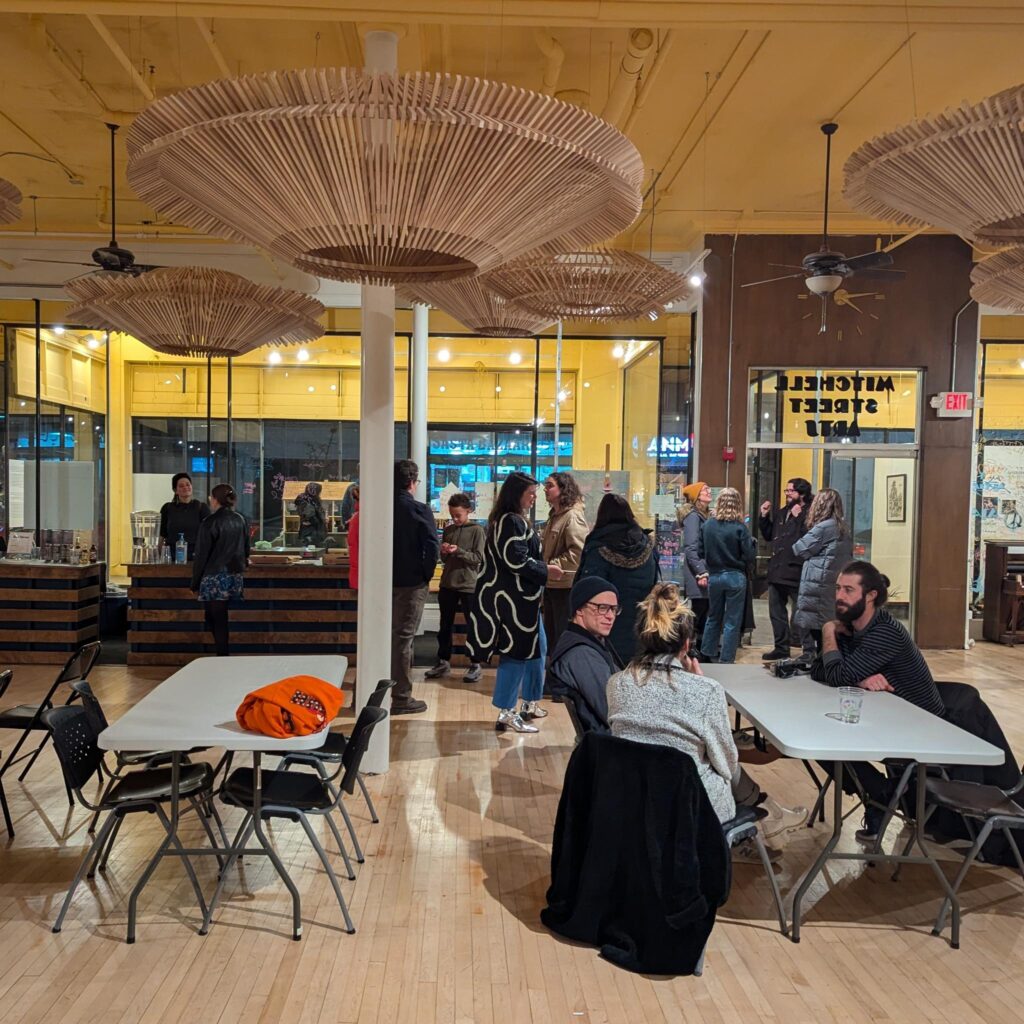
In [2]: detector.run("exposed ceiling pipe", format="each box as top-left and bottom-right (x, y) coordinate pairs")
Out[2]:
(623, 30), (675, 133)
(533, 29), (564, 96)
(602, 28), (655, 127)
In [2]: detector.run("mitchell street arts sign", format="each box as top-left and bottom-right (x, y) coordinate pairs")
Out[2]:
(776, 372), (896, 438)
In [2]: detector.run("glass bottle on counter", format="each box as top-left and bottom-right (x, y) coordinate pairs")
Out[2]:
(89, 544), (97, 564)
(175, 533), (188, 565)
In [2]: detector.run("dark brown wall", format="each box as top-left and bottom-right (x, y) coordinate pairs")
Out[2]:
(697, 233), (977, 648)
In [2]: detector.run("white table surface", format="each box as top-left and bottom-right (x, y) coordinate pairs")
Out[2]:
(100, 655), (348, 752)
(706, 663), (1002, 766)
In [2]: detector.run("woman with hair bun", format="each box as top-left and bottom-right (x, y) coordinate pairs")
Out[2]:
(607, 582), (805, 854)
(191, 483), (250, 656)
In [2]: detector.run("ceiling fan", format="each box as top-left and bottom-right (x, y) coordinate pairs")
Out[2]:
(28, 123), (162, 278)
(742, 122), (905, 333)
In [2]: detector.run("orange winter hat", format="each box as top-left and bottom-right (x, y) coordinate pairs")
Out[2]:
(236, 675), (344, 738)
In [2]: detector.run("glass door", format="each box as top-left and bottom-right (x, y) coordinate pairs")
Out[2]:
(823, 450), (917, 625)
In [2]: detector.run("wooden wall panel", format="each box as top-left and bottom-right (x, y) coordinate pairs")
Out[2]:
(697, 233), (977, 648)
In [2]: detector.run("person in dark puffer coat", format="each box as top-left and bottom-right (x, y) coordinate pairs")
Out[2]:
(792, 488), (853, 656)
(574, 493), (658, 665)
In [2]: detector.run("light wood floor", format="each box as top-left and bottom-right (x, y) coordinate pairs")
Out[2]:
(1, 642), (1023, 1024)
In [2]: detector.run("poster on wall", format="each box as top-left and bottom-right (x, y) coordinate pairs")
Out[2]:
(886, 475), (907, 523)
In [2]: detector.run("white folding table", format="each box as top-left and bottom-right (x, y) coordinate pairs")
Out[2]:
(99, 654), (347, 943)
(709, 663), (1003, 946)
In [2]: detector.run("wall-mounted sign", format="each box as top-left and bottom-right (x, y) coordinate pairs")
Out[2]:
(777, 373), (896, 438)
(645, 435), (691, 459)
(929, 391), (974, 418)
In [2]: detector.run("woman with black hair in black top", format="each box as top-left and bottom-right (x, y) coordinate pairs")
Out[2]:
(159, 472), (210, 559)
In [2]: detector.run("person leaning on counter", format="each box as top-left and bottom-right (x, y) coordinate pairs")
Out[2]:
(159, 472), (210, 560)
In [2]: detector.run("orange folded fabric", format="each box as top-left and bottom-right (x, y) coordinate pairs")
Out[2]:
(235, 675), (344, 738)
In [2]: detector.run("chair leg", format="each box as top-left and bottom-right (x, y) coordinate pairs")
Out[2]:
(356, 773), (379, 824)
(933, 819), (995, 936)
(16, 733), (51, 783)
(335, 796), (365, 864)
(752, 831), (788, 936)
(1002, 827), (1024, 883)
(321, 811), (357, 880)
(187, 795), (226, 871)
(91, 813), (125, 877)
(296, 813), (355, 934)
(693, 946), (706, 977)
(0, 777), (13, 838)
(52, 812), (118, 933)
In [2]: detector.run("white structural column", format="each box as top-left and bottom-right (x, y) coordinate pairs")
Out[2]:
(356, 28), (399, 773)
(411, 302), (429, 501)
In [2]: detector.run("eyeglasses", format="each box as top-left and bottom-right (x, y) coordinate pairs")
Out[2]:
(585, 602), (621, 617)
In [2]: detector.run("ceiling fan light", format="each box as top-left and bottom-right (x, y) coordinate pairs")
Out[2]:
(806, 274), (843, 296)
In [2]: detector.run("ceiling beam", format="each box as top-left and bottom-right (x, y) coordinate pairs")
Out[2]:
(86, 13), (156, 102)
(194, 17), (232, 77)
(6, 3), (1024, 31)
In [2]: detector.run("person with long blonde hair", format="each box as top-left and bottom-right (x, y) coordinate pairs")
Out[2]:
(698, 487), (755, 663)
(606, 583), (805, 854)
(792, 487), (854, 656)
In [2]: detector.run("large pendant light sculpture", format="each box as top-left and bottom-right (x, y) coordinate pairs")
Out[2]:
(970, 248), (1024, 313)
(125, 69), (644, 286)
(843, 84), (1024, 245)
(487, 248), (690, 322)
(64, 267), (325, 357)
(0, 178), (22, 224)
(400, 277), (555, 337)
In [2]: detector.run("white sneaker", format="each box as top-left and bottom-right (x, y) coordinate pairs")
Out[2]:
(463, 664), (482, 683)
(732, 838), (782, 864)
(761, 796), (808, 838)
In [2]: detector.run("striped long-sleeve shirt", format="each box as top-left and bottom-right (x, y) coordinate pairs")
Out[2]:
(820, 610), (944, 716)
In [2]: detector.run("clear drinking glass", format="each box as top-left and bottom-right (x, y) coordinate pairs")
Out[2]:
(838, 686), (864, 724)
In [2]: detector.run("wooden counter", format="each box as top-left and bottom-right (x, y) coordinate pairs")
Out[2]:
(0, 560), (102, 663)
(128, 561), (357, 666)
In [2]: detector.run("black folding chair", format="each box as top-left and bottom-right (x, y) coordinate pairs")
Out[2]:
(43, 705), (217, 935)
(0, 641), (102, 790)
(0, 669), (12, 837)
(206, 705), (389, 936)
(275, 679), (394, 859)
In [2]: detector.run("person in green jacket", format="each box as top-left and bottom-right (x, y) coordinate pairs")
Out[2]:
(426, 493), (486, 683)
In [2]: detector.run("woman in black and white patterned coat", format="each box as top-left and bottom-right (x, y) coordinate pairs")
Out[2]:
(468, 472), (564, 734)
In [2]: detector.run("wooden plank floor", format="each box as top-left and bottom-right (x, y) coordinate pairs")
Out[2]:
(0, 643), (1023, 1023)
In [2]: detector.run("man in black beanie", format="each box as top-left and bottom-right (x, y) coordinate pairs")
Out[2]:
(546, 577), (624, 734)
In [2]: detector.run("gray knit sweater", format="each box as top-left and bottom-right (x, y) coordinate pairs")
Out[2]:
(606, 655), (739, 823)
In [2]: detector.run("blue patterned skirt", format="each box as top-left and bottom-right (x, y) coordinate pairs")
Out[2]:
(198, 570), (244, 602)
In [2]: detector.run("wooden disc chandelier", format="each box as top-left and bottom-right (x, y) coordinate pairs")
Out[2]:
(64, 267), (325, 358)
(843, 84), (1024, 245)
(487, 249), (690, 322)
(970, 248), (1024, 312)
(0, 178), (22, 224)
(400, 277), (554, 338)
(125, 69), (644, 286)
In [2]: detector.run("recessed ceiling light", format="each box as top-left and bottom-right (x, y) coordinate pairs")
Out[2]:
(307, 385), (315, 392)
(86, 336), (101, 349)
(509, 351), (522, 365)
(583, 381), (591, 388)
(495, 385), (502, 393)
(902, 388), (912, 396)
(437, 348), (451, 362)
(163, 379), (172, 385)
(53, 326), (65, 335)
(688, 272), (705, 287)
(612, 344), (625, 358)
(557, 389), (568, 402)
(296, 348), (310, 362)
(268, 350), (282, 365)
(439, 385), (446, 393)
(330, 383), (337, 391)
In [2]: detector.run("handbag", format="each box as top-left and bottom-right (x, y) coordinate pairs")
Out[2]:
(235, 675), (344, 738)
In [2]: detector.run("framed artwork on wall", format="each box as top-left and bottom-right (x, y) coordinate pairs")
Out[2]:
(886, 473), (906, 523)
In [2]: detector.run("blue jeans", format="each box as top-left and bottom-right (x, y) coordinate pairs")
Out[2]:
(701, 570), (747, 664)
(492, 621), (547, 710)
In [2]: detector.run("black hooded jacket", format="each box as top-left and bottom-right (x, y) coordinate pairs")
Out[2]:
(546, 623), (623, 733)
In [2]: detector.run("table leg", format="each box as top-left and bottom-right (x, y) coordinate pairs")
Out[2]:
(914, 764), (961, 948)
(248, 752), (303, 940)
(126, 751), (181, 944)
(791, 760), (846, 943)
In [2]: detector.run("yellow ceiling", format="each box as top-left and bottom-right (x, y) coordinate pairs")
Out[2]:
(1, 1), (1023, 259)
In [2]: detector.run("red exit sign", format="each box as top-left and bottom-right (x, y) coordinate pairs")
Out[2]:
(930, 391), (974, 418)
